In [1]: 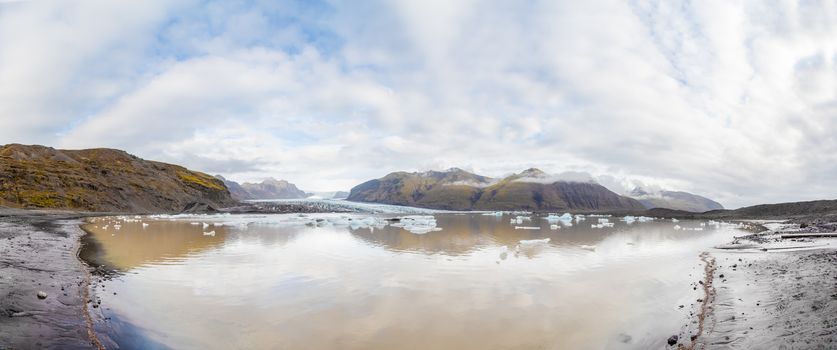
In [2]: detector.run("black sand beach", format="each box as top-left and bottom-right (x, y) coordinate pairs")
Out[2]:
(0, 211), (103, 350)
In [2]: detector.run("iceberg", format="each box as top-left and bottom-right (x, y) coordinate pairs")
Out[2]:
(518, 238), (550, 245)
(396, 216), (440, 234)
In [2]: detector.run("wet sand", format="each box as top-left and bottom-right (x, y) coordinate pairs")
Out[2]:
(695, 223), (837, 349)
(0, 210), (103, 350)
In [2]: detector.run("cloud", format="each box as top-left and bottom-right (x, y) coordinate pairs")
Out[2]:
(2, 0), (837, 208)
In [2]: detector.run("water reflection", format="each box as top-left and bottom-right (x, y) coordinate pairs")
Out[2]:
(82, 214), (741, 350)
(82, 220), (229, 270)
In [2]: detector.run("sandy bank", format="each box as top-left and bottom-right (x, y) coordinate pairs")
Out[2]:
(693, 222), (837, 348)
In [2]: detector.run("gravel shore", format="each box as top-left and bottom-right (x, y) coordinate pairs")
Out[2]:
(0, 211), (103, 350)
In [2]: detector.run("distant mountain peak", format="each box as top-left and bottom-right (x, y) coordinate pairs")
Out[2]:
(629, 186), (653, 197)
(216, 176), (306, 200)
(627, 186), (724, 212)
(261, 177), (289, 185)
(519, 168), (547, 177)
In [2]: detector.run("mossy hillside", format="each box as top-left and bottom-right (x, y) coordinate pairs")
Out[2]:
(0, 144), (236, 212)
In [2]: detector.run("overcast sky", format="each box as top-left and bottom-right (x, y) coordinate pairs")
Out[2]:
(1, 0), (836, 208)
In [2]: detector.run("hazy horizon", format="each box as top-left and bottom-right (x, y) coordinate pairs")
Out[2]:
(2, 1), (836, 208)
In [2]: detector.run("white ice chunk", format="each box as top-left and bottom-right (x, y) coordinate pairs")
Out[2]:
(518, 238), (550, 245)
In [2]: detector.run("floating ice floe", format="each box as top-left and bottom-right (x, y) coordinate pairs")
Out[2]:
(203, 230), (215, 236)
(671, 218), (680, 223)
(113, 224), (121, 230)
(518, 238), (550, 245)
(202, 223), (210, 229)
(514, 238), (551, 257)
(575, 215), (586, 222)
(674, 225), (682, 230)
(579, 244), (596, 251)
(142, 223), (149, 228)
(591, 222), (615, 229)
(549, 224), (559, 230)
(482, 211), (504, 217)
(392, 216), (440, 234)
(545, 213), (573, 223)
(349, 217), (389, 231)
(622, 216), (654, 224)
(514, 226), (541, 230)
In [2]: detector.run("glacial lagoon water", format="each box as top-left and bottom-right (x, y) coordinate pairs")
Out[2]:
(80, 213), (744, 349)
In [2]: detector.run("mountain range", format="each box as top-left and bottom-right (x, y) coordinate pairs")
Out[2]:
(216, 176), (307, 201)
(0, 144), (729, 214)
(0, 144), (234, 212)
(348, 168), (647, 211)
(629, 187), (724, 212)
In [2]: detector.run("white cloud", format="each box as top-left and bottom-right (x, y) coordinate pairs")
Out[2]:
(2, 0), (837, 208)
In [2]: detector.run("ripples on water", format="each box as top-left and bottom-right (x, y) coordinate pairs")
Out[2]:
(81, 214), (743, 350)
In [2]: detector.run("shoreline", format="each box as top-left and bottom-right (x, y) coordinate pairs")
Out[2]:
(75, 228), (105, 350)
(0, 213), (102, 349)
(685, 222), (837, 348)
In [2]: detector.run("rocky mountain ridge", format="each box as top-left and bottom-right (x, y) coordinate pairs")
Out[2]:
(0, 144), (235, 212)
(348, 168), (645, 211)
(216, 176), (307, 200)
(629, 187), (724, 212)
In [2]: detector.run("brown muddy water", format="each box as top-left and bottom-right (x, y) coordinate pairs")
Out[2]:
(79, 213), (744, 349)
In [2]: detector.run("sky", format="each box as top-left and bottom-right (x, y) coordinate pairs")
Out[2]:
(1, 0), (836, 209)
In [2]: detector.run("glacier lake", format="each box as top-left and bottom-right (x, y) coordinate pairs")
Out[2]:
(80, 212), (744, 349)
